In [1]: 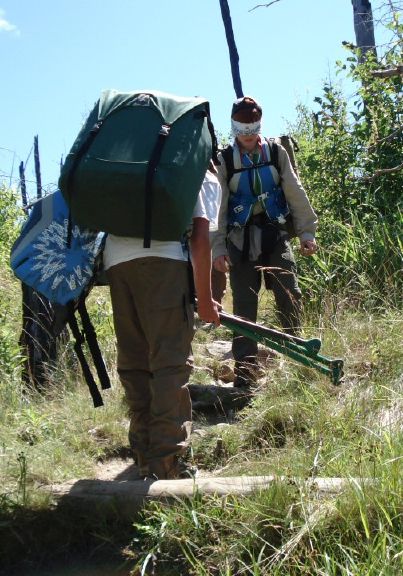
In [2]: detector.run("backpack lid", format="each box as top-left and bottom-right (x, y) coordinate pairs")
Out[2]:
(98, 90), (209, 125)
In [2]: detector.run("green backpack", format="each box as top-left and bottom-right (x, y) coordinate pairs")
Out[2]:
(59, 90), (217, 246)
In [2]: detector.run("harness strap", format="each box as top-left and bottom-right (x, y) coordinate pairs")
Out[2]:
(241, 221), (251, 262)
(143, 124), (171, 248)
(222, 139), (279, 184)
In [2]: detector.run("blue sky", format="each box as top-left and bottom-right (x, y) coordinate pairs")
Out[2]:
(0, 0), (389, 200)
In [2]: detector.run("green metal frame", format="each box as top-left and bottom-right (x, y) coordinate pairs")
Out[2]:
(219, 311), (344, 385)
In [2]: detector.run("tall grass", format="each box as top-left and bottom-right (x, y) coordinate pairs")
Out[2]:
(124, 300), (402, 575)
(297, 210), (402, 311)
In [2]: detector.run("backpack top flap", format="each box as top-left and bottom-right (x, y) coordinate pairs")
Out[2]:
(10, 190), (105, 306)
(99, 90), (209, 125)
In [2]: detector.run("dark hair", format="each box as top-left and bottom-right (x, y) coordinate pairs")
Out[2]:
(231, 96), (262, 122)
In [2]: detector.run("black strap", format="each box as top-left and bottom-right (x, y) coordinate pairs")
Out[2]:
(67, 304), (103, 408)
(204, 104), (219, 165)
(266, 138), (279, 173)
(143, 124), (171, 248)
(77, 299), (111, 391)
(241, 222), (251, 262)
(221, 145), (235, 183)
(186, 244), (196, 305)
(222, 140), (279, 185)
(66, 121), (103, 247)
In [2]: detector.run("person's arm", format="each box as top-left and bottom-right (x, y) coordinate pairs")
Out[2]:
(211, 153), (231, 272)
(276, 143), (318, 256)
(190, 217), (220, 325)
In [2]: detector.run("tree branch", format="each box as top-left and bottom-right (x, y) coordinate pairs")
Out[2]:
(371, 64), (403, 77)
(362, 162), (403, 182)
(249, 0), (281, 13)
(368, 126), (402, 150)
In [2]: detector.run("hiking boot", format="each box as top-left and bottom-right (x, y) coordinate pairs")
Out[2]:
(147, 455), (198, 480)
(147, 455), (180, 480)
(133, 451), (149, 478)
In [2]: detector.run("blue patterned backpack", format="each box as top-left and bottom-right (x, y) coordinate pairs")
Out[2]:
(10, 190), (110, 407)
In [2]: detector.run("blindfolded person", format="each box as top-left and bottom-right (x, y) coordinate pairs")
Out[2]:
(211, 96), (318, 389)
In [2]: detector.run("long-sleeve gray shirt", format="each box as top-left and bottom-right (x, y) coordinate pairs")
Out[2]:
(211, 137), (318, 261)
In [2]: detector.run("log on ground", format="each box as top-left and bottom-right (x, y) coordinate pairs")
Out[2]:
(45, 475), (373, 519)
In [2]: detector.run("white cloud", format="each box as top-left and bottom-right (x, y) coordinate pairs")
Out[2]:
(0, 9), (20, 35)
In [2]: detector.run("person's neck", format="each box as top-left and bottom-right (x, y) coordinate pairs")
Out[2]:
(237, 137), (260, 154)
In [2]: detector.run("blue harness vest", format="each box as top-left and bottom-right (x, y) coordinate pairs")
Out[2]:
(227, 140), (290, 227)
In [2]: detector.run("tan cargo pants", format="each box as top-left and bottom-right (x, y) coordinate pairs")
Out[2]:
(107, 257), (195, 478)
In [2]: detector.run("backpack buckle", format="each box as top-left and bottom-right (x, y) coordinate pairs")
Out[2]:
(159, 124), (171, 137)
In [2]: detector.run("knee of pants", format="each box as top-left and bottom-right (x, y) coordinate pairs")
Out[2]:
(274, 283), (302, 307)
(269, 268), (301, 299)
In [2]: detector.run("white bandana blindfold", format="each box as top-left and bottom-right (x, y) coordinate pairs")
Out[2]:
(231, 119), (261, 137)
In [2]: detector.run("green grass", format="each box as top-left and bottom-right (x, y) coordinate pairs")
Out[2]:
(0, 185), (402, 575)
(1, 266), (402, 574)
(128, 298), (402, 575)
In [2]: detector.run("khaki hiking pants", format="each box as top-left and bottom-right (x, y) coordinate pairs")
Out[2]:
(107, 257), (195, 477)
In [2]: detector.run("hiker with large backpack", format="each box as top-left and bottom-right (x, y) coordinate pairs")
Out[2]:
(104, 163), (220, 480)
(211, 96), (318, 389)
(58, 90), (221, 480)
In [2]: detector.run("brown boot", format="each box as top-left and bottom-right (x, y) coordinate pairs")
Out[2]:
(147, 455), (180, 480)
(134, 451), (149, 478)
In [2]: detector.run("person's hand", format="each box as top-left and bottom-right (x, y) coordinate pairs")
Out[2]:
(213, 255), (230, 273)
(197, 298), (220, 326)
(299, 239), (318, 256)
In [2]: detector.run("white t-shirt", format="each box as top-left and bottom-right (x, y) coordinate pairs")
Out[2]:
(103, 170), (221, 270)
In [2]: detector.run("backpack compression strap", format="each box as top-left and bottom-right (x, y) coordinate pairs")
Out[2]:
(143, 124), (171, 248)
(204, 104), (219, 165)
(66, 120), (104, 248)
(143, 105), (218, 248)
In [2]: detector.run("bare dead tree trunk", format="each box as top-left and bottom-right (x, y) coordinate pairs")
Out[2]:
(34, 135), (42, 199)
(19, 143), (58, 393)
(18, 161), (27, 210)
(351, 0), (378, 62)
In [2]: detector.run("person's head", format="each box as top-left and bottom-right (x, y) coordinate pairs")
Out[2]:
(231, 96), (262, 151)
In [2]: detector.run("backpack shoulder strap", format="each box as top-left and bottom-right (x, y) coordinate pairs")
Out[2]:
(77, 298), (111, 392)
(220, 145), (234, 184)
(143, 123), (171, 248)
(222, 140), (280, 185)
(66, 302), (104, 408)
(264, 137), (280, 174)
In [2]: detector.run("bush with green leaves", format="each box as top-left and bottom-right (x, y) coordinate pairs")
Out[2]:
(0, 186), (24, 375)
(290, 32), (402, 308)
